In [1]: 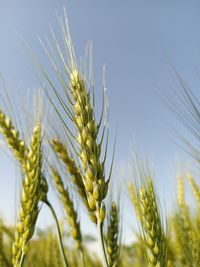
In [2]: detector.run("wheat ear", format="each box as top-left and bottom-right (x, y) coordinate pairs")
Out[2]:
(0, 110), (49, 200)
(12, 125), (42, 267)
(186, 174), (200, 205)
(106, 202), (120, 267)
(52, 139), (85, 193)
(51, 138), (95, 221)
(177, 176), (199, 266)
(128, 182), (142, 221)
(51, 167), (82, 249)
(70, 69), (109, 267)
(138, 178), (166, 267)
(69, 69), (108, 221)
(0, 110), (26, 168)
(40, 17), (111, 266)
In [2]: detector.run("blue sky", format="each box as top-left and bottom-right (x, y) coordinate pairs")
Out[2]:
(0, 0), (200, 241)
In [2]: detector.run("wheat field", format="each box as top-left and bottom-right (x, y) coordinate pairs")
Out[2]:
(0, 11), (200, 267)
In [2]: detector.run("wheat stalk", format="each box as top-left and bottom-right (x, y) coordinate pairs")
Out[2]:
(52, 232), (63, 267)
(44, 200), (69, 267)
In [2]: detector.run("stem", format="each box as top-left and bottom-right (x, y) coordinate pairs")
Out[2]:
(19, 253), (25, 267)
(80, 248), (86, 267)
(97, 220), (109, 267)
(45, 200), (69, 267)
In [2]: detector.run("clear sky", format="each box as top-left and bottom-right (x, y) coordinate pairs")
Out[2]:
(0, 0), (200, 242)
